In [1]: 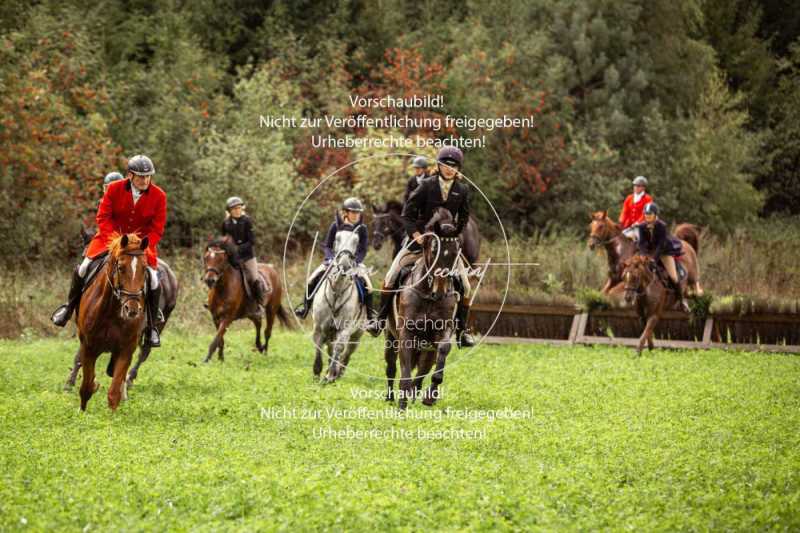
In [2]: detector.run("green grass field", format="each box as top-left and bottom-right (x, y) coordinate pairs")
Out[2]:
(1, 328), (799, 531)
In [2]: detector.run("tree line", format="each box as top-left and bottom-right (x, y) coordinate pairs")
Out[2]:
(1, 0), (798, 262)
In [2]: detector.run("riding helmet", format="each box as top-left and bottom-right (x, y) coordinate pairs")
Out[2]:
(644, 202), (659, 215)
(436, 146), (463, 168)
(632, 176), (648, 187)
(103, 171), (125, 186)
(127, 155), (156, 176)
(226, 196), (245, 210)
(411, 156), (429, 169)
(342, 197), (364, 212)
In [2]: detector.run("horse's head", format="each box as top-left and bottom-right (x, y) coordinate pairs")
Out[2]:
(422, 208), (461, 297)
(622, 255), (654, 305)
(588, 210), (618, 250)
(203, 236), (237, 288)
(370, 201), (402, 251)
(107, 233), (148, 320)
(331, 230), (359, 282)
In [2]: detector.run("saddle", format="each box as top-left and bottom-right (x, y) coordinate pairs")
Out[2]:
(82, 254), (109, 292)
(235, 264), (270, 303)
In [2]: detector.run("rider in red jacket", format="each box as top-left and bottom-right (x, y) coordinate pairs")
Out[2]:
(619, 176), (652, 232)
(52, 155), (167, 347)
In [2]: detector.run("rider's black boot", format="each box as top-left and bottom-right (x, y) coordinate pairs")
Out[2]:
(51, 267), (85, 327)
(366, 286), (392, 337)
(454, 301), (476, 348)
(145, 284), (162, 348)
(672, 279), (690, 313)
(294, 276), (319, 319)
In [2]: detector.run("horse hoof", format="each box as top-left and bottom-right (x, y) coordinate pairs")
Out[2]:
(422, 396), (435, 407)
(63, 382), (73, 392)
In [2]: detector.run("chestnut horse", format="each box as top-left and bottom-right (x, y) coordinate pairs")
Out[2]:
(75, 233), (149, 411)
(202, 236), (290, 362)
(622, 254), (700, 356)
(588, 211), (701, 294)
(65, 257), (178, 391)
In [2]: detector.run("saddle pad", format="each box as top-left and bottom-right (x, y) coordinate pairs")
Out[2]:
(82, 254), (109, 293)
(354, 277), (367, 305)
(677, 262), (687, 282)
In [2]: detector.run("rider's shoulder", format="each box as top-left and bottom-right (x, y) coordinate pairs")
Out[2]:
(148, 182), (167, 199)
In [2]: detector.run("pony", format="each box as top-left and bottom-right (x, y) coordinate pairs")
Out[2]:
(202, 236), (290, 362)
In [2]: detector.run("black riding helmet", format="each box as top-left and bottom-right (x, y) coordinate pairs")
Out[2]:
(411, 156), (429, 169)
(103, 171), (124, 186)
(436, 146), (463, 168)
(127, 155), (155, 176)
(644, 202), (659, 216)
(342, 197), (364, 212)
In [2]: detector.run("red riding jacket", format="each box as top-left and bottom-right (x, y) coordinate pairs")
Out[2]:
(86, 179), (167, 267)
(619, 192), (653, 229)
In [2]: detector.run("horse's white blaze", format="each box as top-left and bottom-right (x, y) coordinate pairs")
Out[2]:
(131, 256), (138, 282)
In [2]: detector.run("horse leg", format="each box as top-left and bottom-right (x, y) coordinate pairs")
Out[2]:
(397, 342), (415, 410)
(251, 316), (264, 353)
(126, 344), (150, 388)
(263, 305), (276, 355)
(107, 347), (134, 410)
(64, 347), (82, 391)
(385, 333), (397, 402)
(203, 318), (229, 363)
(638, 315), (659, 356)
(78, 343), (100, 411)
(312, 327), (324, 379)
(413, 351), (436, 404)
(423, 339), (452, 406)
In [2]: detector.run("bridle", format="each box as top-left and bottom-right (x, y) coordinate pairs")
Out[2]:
(413, 234), (459, 301)
(203, 246), (229, 285)
(106, 250), (147, 304)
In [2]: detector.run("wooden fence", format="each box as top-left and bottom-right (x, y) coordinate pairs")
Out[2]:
(468, 303), (800, 354)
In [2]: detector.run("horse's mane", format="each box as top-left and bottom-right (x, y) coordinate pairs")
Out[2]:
(206, 236), (239, 265)
(384, 200), (403, 214)
(107, 232), (141, 257)
(624, 254), (652, 270)
(425, 207), (456, 236)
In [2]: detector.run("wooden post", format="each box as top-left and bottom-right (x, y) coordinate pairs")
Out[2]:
(701, 317), (714, 348)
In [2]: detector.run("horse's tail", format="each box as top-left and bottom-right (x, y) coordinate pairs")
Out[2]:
(675, 223), (700, 255)
(276, 304), (294, 329)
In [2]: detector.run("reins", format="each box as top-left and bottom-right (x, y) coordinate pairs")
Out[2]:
(105, 250), (147, 304)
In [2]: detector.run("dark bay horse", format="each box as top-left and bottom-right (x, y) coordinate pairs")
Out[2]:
(75, 233), (149, 411)
(622, 253), (701, 356)
(588, 210), (701, 294)
(384, 208), (462, 410)
(372, 201), (482, 266)
(202, 236), (290, 362)
(64, 258), (178, 390)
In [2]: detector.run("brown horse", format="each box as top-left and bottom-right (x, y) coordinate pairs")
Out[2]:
(622, 254), (700, 355)
(75, 233), (149, 411)
(385, 208), (461, 410)
(588, 211), (701, 294)
(202, 236), (290, 362)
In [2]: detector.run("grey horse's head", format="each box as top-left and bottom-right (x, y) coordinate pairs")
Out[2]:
(331, 230), (359, 281)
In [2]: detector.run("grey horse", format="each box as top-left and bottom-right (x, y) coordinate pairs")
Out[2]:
(311, 230), (366, 383)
